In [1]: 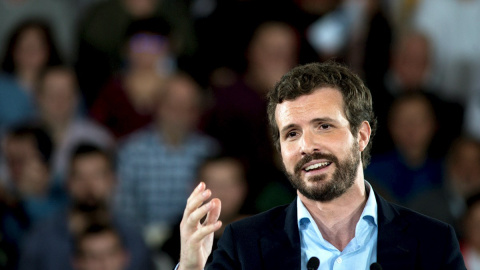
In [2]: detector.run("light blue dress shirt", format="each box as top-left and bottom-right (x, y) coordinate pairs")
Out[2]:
(297, 181), (378, 270)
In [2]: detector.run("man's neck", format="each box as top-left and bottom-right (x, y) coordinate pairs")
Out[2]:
(299, 178), (368, 251)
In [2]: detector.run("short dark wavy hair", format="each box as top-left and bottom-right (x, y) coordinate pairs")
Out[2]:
(267, 61), (377, 168)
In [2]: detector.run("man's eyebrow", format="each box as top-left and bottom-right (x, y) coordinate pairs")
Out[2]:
(280, 124), (296, 134)
(280, 117), (340, 134)
(310, 117), (337, 124)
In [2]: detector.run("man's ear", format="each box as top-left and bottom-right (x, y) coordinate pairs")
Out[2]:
(357, 121), (371, 152)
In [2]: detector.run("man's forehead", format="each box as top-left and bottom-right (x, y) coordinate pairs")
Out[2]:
(274, 87), (345, 123)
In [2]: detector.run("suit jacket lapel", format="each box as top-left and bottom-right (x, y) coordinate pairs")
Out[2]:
(376, 193), (417, 269)
(260, 199), (301, 270)
(259, 193), (420, 269)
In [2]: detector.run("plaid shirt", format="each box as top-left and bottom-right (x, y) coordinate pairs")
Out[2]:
(115, 126), (219, 227)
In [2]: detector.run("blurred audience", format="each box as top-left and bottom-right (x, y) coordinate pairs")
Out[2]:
(384, 31), (432, 94)
(461, 193), (480, 269)
(201, 21), (297, 212)
(35, 65), (114, 180)
(89, 17), (173, 139)
(0, 20), (62, 136)
(0, 0), (74, 62)
(73, 223), (130, 270)
(413, 0), (480, 106)
(161, 155), (249, 267)
(386, 0), (422, 32)
(115, 72), (219, 246)
(366, 92), (443, 205)
(18, 143), (153, 270)
(76, 0), (195, 106)
(370, 30), (464, 156)
(0, 180), (29, 270)
(296, 0), (392, 84)
(187, 0), (289, 85)
(408, 136), (480, 238)
(465, 79), (480, 141)
(2, 124), (66, 225)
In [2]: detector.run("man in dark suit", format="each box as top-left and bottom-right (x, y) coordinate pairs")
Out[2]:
(176, 62), (466, 269)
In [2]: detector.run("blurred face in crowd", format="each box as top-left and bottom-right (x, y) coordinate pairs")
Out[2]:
(465, 202), (480, 252)
(128, 32), (169, 71)
(4, 136), (49, 190)
(276, 88), (368, 202)
(156, 75), (201, 139)
(389, 96), (436, 160)
(123, 0), (158, 18)
(247, 22), (298, 91)
(68, 153), (115, 212)
(74, 231), (128, 270)
(13, 26), (49, 72)
(199, 159), (247, 221)
(448, 139), (480, 197)
(37, 68), (78, 124)
(392, 33), (431, 90)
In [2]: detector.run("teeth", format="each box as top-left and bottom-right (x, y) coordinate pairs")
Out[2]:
(305, 162), (330, 171)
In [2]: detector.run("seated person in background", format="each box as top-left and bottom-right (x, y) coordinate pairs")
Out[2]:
(115, 72), (219, 248)
(35, 65), (114, 181)
(408, 136), (480, 238)
(89, 17), (175, 139)
(369, 30), (464, 157)
(365, 92), (443, 205)
(19, 143), (153, 270)
(161, 155), (249, 266)
(2, 124), (66, 226)
(461, 193), (480, 270)
(73, 222), (129, 270)
(0, 20), (62, 136)
(76, 0), (195, 106)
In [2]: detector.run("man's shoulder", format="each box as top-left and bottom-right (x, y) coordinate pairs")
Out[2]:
(377, 195), (466, 268)
(386, 198), (443, 220)
(380, 196), (454, 236)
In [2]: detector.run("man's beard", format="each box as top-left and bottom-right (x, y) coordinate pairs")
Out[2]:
(285, 141), (360, 202)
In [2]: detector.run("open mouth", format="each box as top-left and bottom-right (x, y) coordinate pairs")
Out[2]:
(303, 161), (332, 172)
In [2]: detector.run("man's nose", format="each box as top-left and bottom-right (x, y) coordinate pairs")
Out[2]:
(300, 130), (320, 155)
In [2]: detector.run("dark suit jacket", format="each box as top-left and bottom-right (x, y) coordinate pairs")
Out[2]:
(209, 192), (466, 269)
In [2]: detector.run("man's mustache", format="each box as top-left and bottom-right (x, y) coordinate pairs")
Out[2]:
(294, 152), (339, 175)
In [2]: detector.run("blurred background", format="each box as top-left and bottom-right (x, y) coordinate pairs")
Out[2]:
(0, 0), (479, 269)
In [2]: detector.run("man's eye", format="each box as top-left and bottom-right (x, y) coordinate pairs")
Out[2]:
(287, 131), (297, 138)
(320, 124), (331, 129)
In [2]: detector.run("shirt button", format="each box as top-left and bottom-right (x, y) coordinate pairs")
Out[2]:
(336, 257), (342, 264)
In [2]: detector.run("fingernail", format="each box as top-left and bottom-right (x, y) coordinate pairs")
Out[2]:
(202, 190), (209, 197)
(196, 182), (203, 190)
(205, 202), (211, 209)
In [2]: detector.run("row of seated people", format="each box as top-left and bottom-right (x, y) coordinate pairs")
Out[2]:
(1, 0), (479, 143)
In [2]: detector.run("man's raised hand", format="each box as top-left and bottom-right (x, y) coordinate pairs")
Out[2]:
(178, 182), (222, 270)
